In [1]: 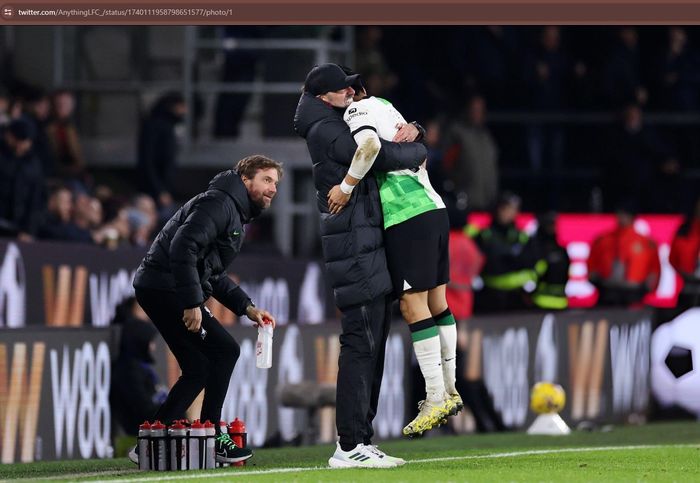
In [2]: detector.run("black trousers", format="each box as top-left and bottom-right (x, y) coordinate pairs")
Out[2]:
(336, 294), (392, 448)
(135, 287), (240, 427)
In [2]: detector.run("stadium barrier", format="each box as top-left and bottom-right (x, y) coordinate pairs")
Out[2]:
(0, 308), (659, 463)
(464, 309), (651, 429)
(2, 237), (692, 462)
(0, 327), (116, 463)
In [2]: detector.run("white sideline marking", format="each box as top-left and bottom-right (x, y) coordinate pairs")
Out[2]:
(19, 444), (699, 482)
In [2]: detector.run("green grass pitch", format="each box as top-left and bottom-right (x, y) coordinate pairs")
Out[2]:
(1, 422), (699, 482)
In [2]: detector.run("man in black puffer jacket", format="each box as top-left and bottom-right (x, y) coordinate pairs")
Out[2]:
(132, 154), (282, 464)
(294, 63), (427, 467)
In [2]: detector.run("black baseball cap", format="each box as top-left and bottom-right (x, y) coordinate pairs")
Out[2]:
(304, 63), (360, 96)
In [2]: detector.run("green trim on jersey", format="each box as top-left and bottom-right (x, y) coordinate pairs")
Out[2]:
(376, 172), (441, 229)
(375, 97), (391, 106)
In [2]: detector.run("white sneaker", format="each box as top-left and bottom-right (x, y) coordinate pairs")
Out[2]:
(365, 444), (406, 466)
(128, 445), (138, 465)
(328, 442), (396, 468)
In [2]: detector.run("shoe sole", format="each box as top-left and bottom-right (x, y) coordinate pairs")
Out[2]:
(403, 404), (455, 437)
(449, 400), (464, 417)
(328, 457), (395, 468)
(216, 452), (253, 464)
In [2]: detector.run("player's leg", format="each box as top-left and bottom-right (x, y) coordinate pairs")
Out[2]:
(428, 284), (456, 394)
(385, 212), (445, 404)
(428, 284), (462, 413)
(399, 290), (445, 403)
(399, 290), (456, 435)
(429, 207), (462, 411)
(384, 211), (455, 435)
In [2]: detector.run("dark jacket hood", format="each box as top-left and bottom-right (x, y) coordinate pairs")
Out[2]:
(208, 169), (262, 223)
(294, 92), (343, 139)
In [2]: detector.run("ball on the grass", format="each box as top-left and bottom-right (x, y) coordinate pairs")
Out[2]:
(530, 381), (566, 414)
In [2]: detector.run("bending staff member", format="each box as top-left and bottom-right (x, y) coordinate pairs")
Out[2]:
(132, 155), (282, 464)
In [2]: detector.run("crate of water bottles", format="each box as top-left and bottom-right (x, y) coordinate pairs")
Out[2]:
(135, 418), (249, 471)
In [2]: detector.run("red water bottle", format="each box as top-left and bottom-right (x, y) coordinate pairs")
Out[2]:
(228, 418), (247, 467)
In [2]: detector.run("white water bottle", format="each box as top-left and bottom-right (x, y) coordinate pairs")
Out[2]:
(256, 319), (273, 369)
(137, 421), (151, 471)
(168, 422), (187, 471)
(188, 420), (206, 470)
(203, 420), (216, 469)
(149, 421), (168, 471)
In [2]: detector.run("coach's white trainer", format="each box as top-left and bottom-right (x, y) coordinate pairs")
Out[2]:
(365, 444), (406, 466)
(328, 442), (396, 468)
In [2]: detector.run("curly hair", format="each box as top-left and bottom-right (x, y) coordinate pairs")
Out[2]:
(235, 154), (284, 181)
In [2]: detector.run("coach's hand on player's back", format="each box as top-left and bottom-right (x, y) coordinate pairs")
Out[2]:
(183, 307), (202, 332)
(246, 305), (277, 328)
(392, 122), (419, 142)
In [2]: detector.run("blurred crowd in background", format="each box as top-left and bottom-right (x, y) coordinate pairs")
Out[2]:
(0, 87), (183, 246)
(367, 25), (699, 214)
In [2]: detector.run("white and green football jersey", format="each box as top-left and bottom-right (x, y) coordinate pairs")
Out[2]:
(343, 96), (445, 229)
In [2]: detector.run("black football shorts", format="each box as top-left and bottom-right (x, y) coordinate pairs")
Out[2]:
(384, 208), (450, 298)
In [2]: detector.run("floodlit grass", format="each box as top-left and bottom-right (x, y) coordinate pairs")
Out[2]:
(1, 422), (699, 482)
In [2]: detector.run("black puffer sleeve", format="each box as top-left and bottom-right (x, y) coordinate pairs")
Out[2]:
(169, 197), (226, 309)
(328, 125), (426, 172)
(372, 139), (426, 172)
(211, 275), (253, 317)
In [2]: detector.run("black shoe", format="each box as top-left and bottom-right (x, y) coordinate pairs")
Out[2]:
(215, 433), (253, 463)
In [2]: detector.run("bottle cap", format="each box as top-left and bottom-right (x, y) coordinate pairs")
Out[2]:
(170, 422), (186, 430)
(190, 420), (204, 429)
(229, 417), (246, 432)
(151, 421), (166, 430)
(139, 421), (151, 430)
